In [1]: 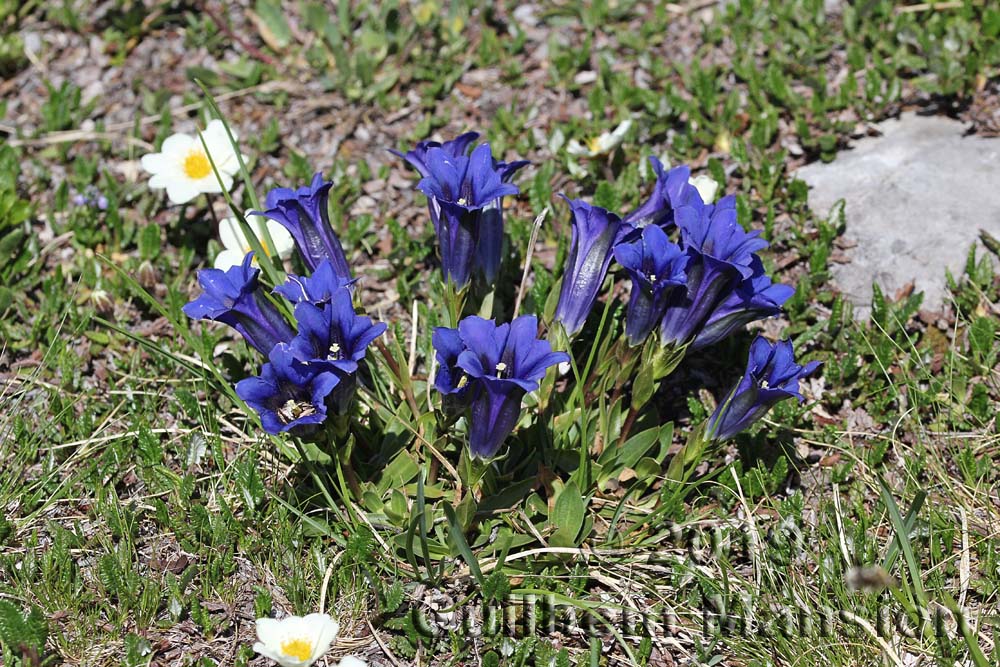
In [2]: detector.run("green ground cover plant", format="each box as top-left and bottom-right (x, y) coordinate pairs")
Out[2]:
(2, 1), (999, 666)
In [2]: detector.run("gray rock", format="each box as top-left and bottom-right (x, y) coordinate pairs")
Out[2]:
(796, 112), (1000, 318)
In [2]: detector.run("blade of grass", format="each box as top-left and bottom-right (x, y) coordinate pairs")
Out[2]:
(443, 503), (486, 591)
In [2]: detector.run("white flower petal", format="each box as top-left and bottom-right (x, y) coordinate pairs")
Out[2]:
(253, 641), (283, 662)
(304, 614), (339, 661)
(265, 220), (295, 257)
(213, 248), (246, 270)
(140, 152), (168, 175)
(337, 657), (367, 667)
(689, 174), (719, 204)
(160, 132), (194, 156)
(609, 119), (632, 140)
(565, 139), (589, 157)
(164, 180), (202, 205)
(218, 217), (244, 251)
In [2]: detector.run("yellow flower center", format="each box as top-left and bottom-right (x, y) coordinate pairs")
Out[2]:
(242, 240), (272, 257)
(280, 638), (313, 661)
(587, 137), (604, 154)
(183, 150), (212, 180)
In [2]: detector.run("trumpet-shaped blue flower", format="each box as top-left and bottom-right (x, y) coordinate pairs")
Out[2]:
(553, 197), (627, 337)
(288, 289), (386, 375)
(256, 173), (352, 280)
(389, 131), (481, 179)
(432, 315), (569, 458)
(235, 343), (341, 434)
(660, 197), (770, 347)
(623, 159), (704, 232)
(416, 143), (520, 287)
(706, 337), (820, 441)
(691, 257), (795, 350)
(274, 260), (355, 305)
(613, 225), (689, 346)
(182, 252), (294, 355)
(287, 288), (386, 414)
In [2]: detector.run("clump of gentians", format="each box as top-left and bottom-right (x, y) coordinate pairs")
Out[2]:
(706, 336), (820, 441)
(392, 133), (527, 287)
(433, 315), (568, 458)
(553, 158), (793, 355)
(184, 174), (385, 434)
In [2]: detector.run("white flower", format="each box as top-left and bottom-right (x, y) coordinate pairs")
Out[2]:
(253, 613), (340, 667)
(336, 658), (366, 667)
(214, 210), (295, 270)
(140, 119), (244, 205)
(566, 119), (632, 157)
(689, 174), (719, 203)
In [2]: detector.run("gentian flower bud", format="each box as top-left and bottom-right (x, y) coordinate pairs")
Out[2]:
(183, 252), (294, 355)
(475, 158), (529, 284)
(659, 196), (769, 347)
(612, 225), (688, 346)
(691, 256), (794, 350)
(432, 315), (569, 458)
(416, 144), (520, 288)
(235, 343), (341, 434)
(256, 173), (352, 281)
(706, 337), (820, 441)
(553, 197), (627, 337)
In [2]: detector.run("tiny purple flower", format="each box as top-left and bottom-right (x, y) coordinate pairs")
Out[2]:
(553, 197), (627, 337)
(706, 337), (821, 441)
(182, 252), (294, 355)
(256, 173), (352, 280)
(235, 343), (341, 434)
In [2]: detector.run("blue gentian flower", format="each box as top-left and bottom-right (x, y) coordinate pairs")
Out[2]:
(256, 173), (352, 280)
(691, 257), (795, 350)
(432, 315), (569, 458)
(659, 197), (769, 347)
(274, 260), (355, 305)
(416, 143), (520, 287)
(389, 131), (481, 179)
(235, 343), (341, 434)
(706, 337), (820, 441)
(553, 197), (627, 337)
(287, 288), (386, 414)
(612, 225), (689, 346)
(288, 288), (386, 375)
(182, 252), (294, 355)
(622, 159), (703, 232)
